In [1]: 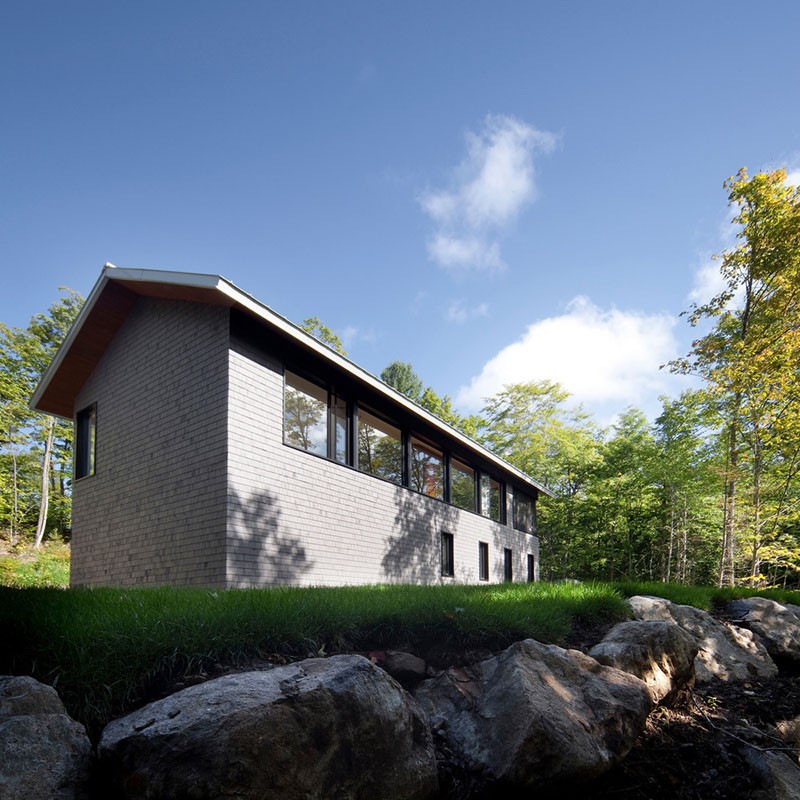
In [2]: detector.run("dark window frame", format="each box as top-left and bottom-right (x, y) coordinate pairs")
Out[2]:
(441, 531), (455, 577)
(75, 403), (97, 480)
(503, 547), (513, 582)
(527, 553), (535, 583)
(479, 541), (489, 582)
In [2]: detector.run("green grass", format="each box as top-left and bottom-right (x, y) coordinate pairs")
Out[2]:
(6, 578), (800, 741)
(0, 581), (627, 737)
(612, 580), (800, 612)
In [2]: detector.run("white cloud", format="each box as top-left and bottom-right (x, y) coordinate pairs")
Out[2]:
(688, 258), (726, 305)
(786, 169), (800, 187)
(456, 296), (681, 421)
(420, 114), (556, 272)
(427, 235), (504, 272)
(341, 325), (377, 350)
(446, 299), (489, 323)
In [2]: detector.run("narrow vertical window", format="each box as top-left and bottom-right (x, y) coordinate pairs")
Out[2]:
(75, 404), (96, 479)
(527, 554), (535, 583)
(503, 548), (513, 582)
(332, 395), (348, 464)
(479, 541), (489, 581)
(441, 532), (454, 577)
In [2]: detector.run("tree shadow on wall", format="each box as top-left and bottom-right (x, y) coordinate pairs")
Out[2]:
(227, 488), (314, 586)
(382, 486), (458, 583)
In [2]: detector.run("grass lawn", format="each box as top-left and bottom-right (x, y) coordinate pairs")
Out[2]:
(3, 577), (800, 739)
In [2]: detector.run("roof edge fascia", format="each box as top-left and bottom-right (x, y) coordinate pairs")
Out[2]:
(31, 264), (554, 498)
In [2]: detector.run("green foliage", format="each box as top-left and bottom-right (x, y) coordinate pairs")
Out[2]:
(1, 289), (83, 545)
(381, 360), (424, 400)
(0, 542), (70, 587)
(300, 316), (347, 355)
(0, 581), (629, 736)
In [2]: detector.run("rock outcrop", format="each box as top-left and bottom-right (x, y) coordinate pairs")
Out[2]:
(0, 675), (93, 800)
(98, 654), (438, 800)
(727, 597), (800, 663)
(589, 620), (697, 704)
(414, 638), (652, 789)
(629, 595), (778, 681)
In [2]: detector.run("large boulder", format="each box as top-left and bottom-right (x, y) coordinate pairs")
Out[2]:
(98, 655), (438, 800)
(629, 595), (778, 682)
(414, 639), (652, 789)
(728, 597), (800, 663)
(0, 675), (93, 800)
(589, 620), (697, 704)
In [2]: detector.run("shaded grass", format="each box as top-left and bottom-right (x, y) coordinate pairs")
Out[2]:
(0, 581), (627, 737)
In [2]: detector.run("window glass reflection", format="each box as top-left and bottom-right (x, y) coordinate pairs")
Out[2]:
(358, 410), (402, 485)
(480, 474), (501, 522)
(284, 371), (328, 456)
(411, 437), (443, 499)
(451, 458), (475, 511)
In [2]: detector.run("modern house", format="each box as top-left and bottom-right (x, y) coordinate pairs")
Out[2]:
(31, 265), (552, 588)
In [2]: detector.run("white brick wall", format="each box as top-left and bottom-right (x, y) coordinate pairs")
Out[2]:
(70, 297), (539, 588)
(226, 336), (539, 587)
(72, 298), (230, 587)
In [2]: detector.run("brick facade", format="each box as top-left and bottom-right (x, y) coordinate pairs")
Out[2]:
(66, 284), (540, 588)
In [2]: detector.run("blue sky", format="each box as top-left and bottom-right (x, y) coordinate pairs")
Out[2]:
(3, 2), (799, 425)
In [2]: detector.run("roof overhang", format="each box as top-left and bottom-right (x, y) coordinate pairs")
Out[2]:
(31, 264), (554, 498)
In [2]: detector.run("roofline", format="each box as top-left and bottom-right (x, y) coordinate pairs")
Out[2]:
(32, 264), (555, 497)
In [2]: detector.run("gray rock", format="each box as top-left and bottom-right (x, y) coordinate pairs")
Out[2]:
(728, 597), (800, 663)
(629, 595), (778, 682)
(414, 639), (652, 788)
(0, 675), (93, 800)
(383, 651), (428, 684)
(99, 654), (438, 800)
(744, 748), (800, 800)
(589, 620), (697, 704)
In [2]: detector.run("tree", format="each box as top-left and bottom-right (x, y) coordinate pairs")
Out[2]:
(301, 317), (346, 355)
(0, 289), (83, 545)
(479, 381), (603, 578)
(381, 361), (424, 401)
(671, 168), (800, 585)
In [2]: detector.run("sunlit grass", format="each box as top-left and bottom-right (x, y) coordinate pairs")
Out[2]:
(0, 581), (628, 736)
(0, 541), (70, 587)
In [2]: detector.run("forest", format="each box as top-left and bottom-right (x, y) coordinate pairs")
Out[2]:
(2, 168), (799, 588)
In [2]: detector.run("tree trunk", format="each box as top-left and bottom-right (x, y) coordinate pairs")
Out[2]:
(719, 419), (738, 587)
(33, 417), (54, 549)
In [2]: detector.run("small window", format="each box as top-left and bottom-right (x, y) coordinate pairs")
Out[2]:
(284, 371), (328, 456)
(513, 490), (536, 534)
(527, 554), (535, 583)
(441, 532), (454, 577)
(503, 548), (513, 582)
(75, 404), (96, 479)
(411, 437), (444, 499)
(479, 542), (489, 581)
(358, 409), (403, 485)
(451, 458), (475, 512)
(480, 474), (502, 522)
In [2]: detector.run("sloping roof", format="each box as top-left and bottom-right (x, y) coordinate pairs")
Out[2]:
(31, 264), (553, 497)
